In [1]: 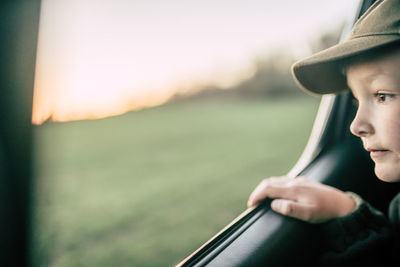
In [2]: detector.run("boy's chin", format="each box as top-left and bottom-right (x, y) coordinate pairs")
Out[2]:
(375, 164), (400, 183)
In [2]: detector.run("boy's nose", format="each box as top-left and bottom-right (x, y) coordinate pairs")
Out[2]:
(350, 106), (374, 137)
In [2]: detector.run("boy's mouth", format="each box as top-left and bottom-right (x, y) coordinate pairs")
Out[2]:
(366, 148), (390, 159)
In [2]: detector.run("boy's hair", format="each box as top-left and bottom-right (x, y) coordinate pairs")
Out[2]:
(291, 0), (400, 95)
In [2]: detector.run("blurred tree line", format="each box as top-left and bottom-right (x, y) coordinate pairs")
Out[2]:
(171, 24), (342, 102)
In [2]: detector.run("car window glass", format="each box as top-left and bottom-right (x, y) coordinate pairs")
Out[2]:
(32, 1), (359, 266)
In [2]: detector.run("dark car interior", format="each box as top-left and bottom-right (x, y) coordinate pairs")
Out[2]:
(2, 0), (400, 266)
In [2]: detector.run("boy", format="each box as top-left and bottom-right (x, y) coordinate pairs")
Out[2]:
(248, 0), (400, 265)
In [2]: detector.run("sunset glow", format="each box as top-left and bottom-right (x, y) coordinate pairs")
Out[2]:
(32, 0), (356, 124)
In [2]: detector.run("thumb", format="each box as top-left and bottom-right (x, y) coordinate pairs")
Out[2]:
(270, 199), (314, 222)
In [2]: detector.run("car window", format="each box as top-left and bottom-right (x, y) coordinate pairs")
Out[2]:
(32, 1), (358, 266)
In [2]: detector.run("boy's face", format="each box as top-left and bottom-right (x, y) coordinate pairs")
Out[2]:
(347, 50), (400, 182)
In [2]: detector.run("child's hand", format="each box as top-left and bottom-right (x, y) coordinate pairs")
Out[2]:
(247, 176), (356, 223)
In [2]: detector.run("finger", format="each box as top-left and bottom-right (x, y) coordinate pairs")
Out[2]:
(247, 177), (296, 207)
(247, 178), (281, 207)
(271, 199), (317, 223)
(248, 177), (292, 206)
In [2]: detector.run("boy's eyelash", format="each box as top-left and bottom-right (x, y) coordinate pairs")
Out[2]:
(373, 92), (395, 103)
(351, 93), (396, 107)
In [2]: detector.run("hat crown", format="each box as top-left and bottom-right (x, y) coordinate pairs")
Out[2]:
(351, 0), (400, 38)
(292, 0), (400, 95)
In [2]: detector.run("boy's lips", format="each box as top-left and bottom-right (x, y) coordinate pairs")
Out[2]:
(366, 147), (390, 160)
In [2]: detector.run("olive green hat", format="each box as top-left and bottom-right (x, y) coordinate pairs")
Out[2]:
(292, 0), (400, 95)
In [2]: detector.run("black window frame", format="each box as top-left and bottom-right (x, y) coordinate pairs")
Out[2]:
(0, 1), (41, 266)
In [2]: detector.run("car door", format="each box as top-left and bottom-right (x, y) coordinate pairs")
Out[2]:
(176, 0), (400, 266)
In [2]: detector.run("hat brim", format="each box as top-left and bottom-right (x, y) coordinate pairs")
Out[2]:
(291, 34), (400, 95)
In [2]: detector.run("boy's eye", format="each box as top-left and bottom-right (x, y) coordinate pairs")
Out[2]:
(374, 93), (395, 103)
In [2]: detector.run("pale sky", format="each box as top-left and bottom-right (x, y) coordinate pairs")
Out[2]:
(32, 0), (359, 124)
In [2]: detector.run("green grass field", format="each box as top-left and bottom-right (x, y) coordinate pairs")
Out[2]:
(32, 97), (319, 267)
